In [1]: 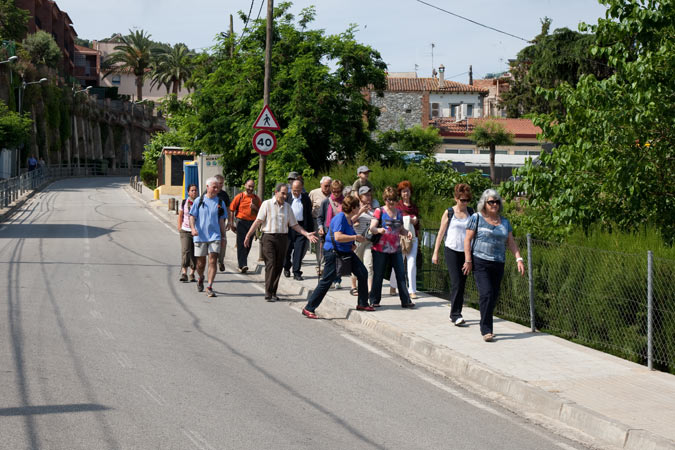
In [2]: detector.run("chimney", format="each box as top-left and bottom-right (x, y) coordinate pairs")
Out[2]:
(469, 65), (473, 85)
(438, 64), (445, 88)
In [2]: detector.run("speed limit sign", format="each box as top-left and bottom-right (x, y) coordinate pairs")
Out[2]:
(252, 130), (277, 155)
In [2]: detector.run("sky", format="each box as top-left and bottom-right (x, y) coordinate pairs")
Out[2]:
(58, 0), (609, 81)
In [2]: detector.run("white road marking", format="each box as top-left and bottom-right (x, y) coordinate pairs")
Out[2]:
(555, 443), (579, 450)
(113, 351), (131, 368)
(140, 385), (165, 406)
(89, 310), (103, 319)
(182, 429), (216, 450)
(340, 333), (391, 358)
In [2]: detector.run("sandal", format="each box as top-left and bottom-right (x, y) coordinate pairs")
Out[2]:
(349, 288), (359, 296)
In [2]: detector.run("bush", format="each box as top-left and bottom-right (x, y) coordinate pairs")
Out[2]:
(140, 158), (157, 190)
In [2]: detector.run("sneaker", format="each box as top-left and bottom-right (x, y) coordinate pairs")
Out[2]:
(219, 263), (226, 272)
(205, 286), (216, 297)
(189, 274), (196, 282)
(334, 282), (341, 290)
(179, 273), (188, 282)
(241, 266), (248, 273)
(453, 317), (466, 326)
(197, 277), (204, 292)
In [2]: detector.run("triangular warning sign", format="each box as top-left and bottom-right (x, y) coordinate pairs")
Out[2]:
(253, 105), (280, 130)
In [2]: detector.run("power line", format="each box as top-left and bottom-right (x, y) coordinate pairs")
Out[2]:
(255, 0), (265, 22)
(413, 0), (531, 43)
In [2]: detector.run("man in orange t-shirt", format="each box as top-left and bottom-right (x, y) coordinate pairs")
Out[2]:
(229, 179), (262, 272)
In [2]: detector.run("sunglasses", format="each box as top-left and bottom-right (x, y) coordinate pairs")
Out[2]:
(458, 198), (470, 203)
(487, 200), (501, 206)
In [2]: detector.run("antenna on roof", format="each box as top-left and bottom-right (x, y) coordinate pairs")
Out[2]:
(431, 43), (435, 77)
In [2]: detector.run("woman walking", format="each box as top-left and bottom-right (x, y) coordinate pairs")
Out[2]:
(463, 189), (525, 342)
(349, 185), (379, 295)
(368, 186), (416, 309)
(389, 181), (420, 299)
(432, 183), (474, 326)
(302, 195), (374, 318)
(178, 184), (198, 282)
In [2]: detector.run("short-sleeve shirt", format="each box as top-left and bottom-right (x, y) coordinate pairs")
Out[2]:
(467, 213), (513, 263)
(371, 207), (403, 254)
(189, 196), (225, 243)
(352, 200), (380, 236)
(256, 198), (298, 233)
(323, 212), (355, 253)
(230, 192), (261, 221)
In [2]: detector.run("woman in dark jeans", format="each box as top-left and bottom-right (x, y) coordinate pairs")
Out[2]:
(302, 195), (373, 318)
(368, 186), (415, 309)
(463, 189), (525, 342)
(432, 183), (473, 326)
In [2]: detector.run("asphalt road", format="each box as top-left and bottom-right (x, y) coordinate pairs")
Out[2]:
(0, 178), (589, 450)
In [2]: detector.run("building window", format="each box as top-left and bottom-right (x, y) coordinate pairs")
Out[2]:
(515, 150), (541, 156)
(467, 104), (474, 117)
(112, 75), (121, 85)
(480, 150), (508, 155)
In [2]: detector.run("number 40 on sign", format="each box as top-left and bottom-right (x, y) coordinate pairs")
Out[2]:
(252, 130), (277, 155)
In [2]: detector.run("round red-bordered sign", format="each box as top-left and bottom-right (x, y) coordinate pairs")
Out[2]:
(252, 130), (277, 155)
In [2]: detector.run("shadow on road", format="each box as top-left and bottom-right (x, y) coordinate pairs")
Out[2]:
(0, 224), (112, 239)
(0, 403), (111, 417)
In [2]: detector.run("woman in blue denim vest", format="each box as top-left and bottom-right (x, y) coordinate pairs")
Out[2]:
(463, 189), (525, 342)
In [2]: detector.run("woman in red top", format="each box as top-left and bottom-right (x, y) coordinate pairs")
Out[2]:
(389, 180), (420, 299)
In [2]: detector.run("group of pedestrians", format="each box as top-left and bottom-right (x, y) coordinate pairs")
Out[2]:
(179, 168), (525, 342)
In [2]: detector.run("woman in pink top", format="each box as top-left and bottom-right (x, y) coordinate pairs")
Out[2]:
(368, 186), (415, 308)
(178, 184), (198, 282)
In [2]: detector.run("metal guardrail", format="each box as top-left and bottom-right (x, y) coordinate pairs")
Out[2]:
(416, 229), (675, 373)
(1, 164), (141, 208)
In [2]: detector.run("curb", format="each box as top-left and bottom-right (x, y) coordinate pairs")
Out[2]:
(126, 184), (675, 450)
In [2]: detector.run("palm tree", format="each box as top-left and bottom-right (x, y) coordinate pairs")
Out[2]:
(102, 29), (161, 101)
(150, 43), (195, 96)
(469, 120), (514, 183)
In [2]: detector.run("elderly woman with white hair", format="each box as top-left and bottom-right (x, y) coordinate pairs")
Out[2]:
(463, 189), (525, 342)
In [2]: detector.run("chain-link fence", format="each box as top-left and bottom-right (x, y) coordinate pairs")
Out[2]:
(417, 229), (675, 373)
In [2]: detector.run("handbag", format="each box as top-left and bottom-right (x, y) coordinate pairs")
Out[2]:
(331, 229), (353, 276)
(400, 235), (413, 255)
(368, 207), (383, 245)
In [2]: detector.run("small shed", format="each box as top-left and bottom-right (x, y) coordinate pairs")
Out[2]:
(157, 147), (195, 196)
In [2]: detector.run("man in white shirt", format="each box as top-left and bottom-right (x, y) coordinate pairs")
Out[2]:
(284, 180), (314, 280)
(308, 176), (331, 275)
(244, 183), (318, 301)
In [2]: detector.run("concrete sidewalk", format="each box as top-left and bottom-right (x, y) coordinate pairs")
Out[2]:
(132, 184), (675, 450)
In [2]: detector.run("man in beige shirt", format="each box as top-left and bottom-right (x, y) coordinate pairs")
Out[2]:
(244, 183), (318, 301)
(308, 176), (332, 276)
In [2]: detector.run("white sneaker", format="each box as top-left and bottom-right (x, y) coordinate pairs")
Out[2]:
(334, 282), (341, 290)
(453, 317), (466, 326)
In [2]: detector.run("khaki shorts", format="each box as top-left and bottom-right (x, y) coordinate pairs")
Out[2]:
(194, 241), (221, 257)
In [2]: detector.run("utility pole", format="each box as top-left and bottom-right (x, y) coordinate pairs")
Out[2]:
(257, 0), (273, 260)
(229, 14), (234, 58)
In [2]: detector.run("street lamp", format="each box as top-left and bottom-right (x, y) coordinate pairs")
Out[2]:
(74, 85), (92, 95)
(18, 77), (48, 115)
(0, 55), (18, 65)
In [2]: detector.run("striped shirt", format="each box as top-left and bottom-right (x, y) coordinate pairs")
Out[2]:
(256, 198), (298, 233)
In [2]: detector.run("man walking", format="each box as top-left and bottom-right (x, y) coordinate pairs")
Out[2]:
(244, 183), (318, 301)
(308, 176), (331, 276)
(214, 174), (232, 272)
(284, 179), (314, 281)
(229, 179), (261, 273)
(190, 177), (227, 298)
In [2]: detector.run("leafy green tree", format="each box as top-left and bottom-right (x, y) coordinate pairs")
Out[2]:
(469, 120), (514, 183)
(0, 99), (32, 147)
(22, 31), (62, 68)
(102, 30), (162, 101)
(501, 18), (612, 118)
(150, 43), (195, 95)
(378, 124), (441, 158)
(181, 2), (386, 189)
(0, 0), (29, 41)
(503, 0), (675, 243)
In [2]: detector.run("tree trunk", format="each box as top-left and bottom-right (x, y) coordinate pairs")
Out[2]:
(172, 80), (179, 95)
(489, 145), (496, 183)
(136, 76), (143, 101)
